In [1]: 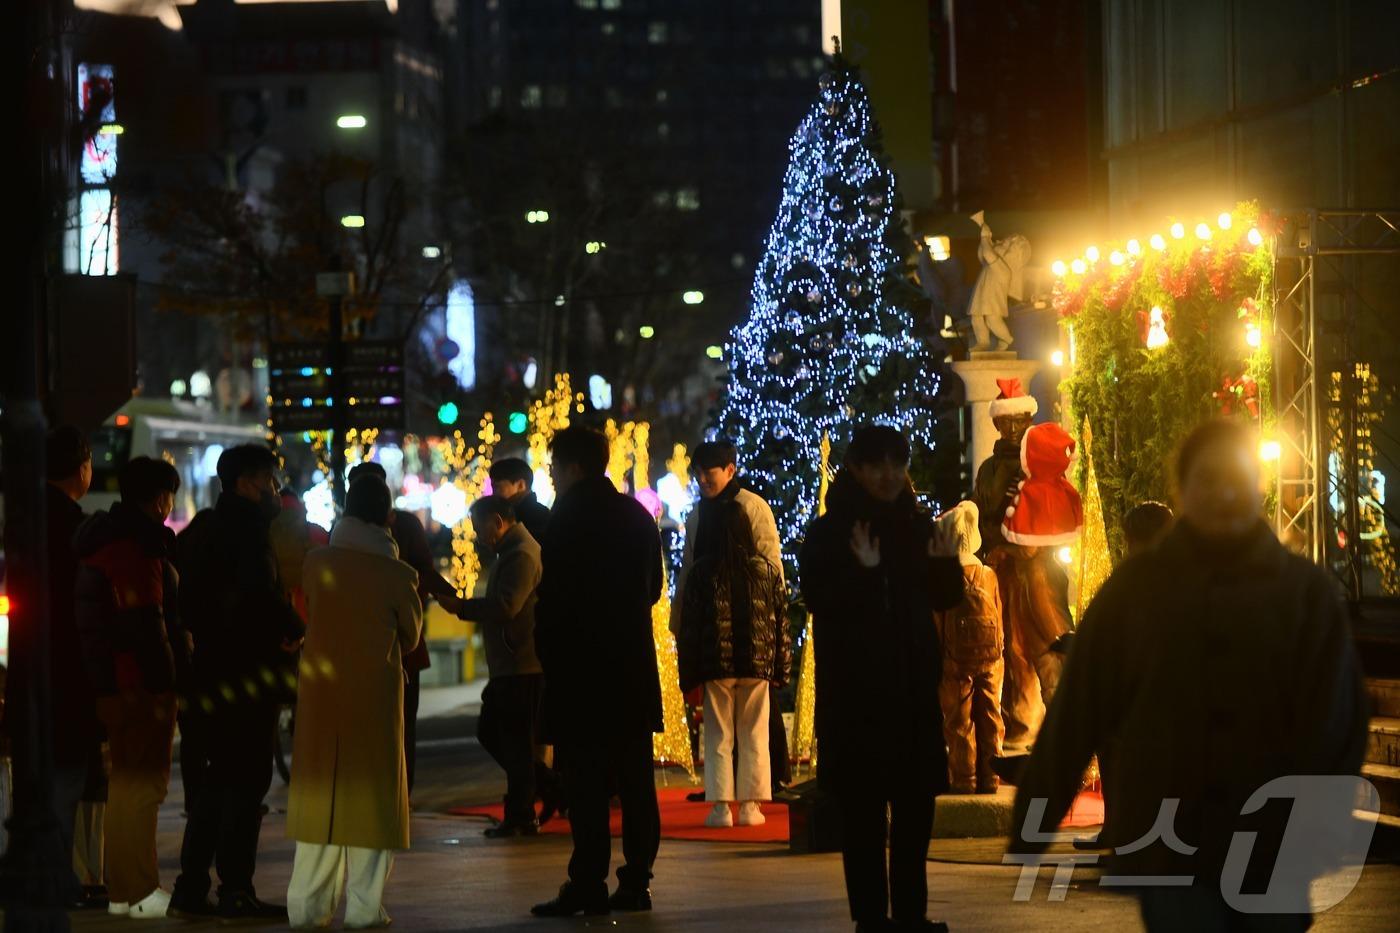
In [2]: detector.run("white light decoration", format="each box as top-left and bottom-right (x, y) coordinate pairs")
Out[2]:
(1051, 260), (1067, 277)
(1071, 258), (1087, 275)
(445, 279), (476, 390)
(341, 215), (365, 228)
(303, 481), (336, 532)
(705, 345), (723, 360)
(169, 379), (188, 397)
(189, 370), (213, 398)
(1085, 245), (1100, 263)
(1109, 250), (1125, 266)
(1150, 233), (1167, 251)
(585, 240), (606, 254)
(1126, 238), (1142, 256)
(1248, 228), (1264, 247)
(588, 374), (613, 409)
(422, 245), (441, 259)
(711, 59), (946, 573)
(1056, 545), (1073, 565)
(655, 471), (694, 524)
(1217, 211), (1233, 230)
(336, 115), (367, 129)
(430, 480), (468, 528)
(1050, 349), (1065, 367)
(1195, 222), (1212, 240)
(923, 235), (951, 261)
(639, 325), (656, 339)
(1170, 222), (1186, 239)
(522, 359), (539, 389)
(1246, 323), (1262, 348)
(683, 290), (705, 305)
(1146, 307), (1169, 349)
(1260, 440), (1282, 462)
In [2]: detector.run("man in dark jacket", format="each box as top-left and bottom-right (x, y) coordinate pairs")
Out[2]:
(489, 457), (552, 545)
(347, 460), (460, 793)
(454, 496), (550, 838)
(1010, 420), (1368, 931)
(800, 426), (964, 933)
(74, 456), (190, 918)
(530, 427), (664, 918)
(169, 445), (304, 920)
(3, 424), (104, 906)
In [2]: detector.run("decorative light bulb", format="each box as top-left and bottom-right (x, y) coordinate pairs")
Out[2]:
(1217, 212), (1232, 230)
(1195, 223), (1212, 240)
(1126, 239), (1142, 256)
(1170, 222), (1185, 239)
(1109, 250), (1125, 266)
(1247, 228), (1264, 247)
(1150, 234), (1167, 251)
(1246, 324), (1262, 348)
(1051, 349), (1065, 367)
(1085, 245), (1100, 263)
(1260, 440), (1282, 462)
(1051, 260), (1067, 277)
(1071, 258), (1087, 275)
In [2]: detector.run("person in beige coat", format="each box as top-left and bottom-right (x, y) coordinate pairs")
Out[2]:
(287, 476), (423, 930)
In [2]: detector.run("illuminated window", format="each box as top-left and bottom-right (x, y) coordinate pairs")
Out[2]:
(647, 22), (668, 44)
(676, 187), (700, 211)
(520, 84), (542, 108)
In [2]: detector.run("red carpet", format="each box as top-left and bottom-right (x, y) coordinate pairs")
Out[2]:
(448, 789), (1104, 844)
(449, 786), (789, 844)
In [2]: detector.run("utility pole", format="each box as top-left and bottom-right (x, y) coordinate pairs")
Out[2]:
(317, 261), (354, 507)
(3, 1), (73, 929)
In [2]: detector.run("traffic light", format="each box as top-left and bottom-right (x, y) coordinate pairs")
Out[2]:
(437, 401), (460, 426)
(508, 411), (528, 434)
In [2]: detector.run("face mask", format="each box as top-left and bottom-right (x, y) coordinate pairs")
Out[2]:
(259, 490), (283, 521)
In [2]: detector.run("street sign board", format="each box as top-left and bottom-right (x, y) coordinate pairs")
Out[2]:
(268, 340), (405, 432)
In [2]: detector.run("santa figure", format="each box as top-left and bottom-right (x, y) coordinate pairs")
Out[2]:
(972, 380), (1075, 754)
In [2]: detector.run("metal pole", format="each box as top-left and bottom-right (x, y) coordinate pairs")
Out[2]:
(329, 275), (347, 508)
(2, 0), (73, 928)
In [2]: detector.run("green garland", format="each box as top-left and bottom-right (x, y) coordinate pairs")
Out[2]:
(1055, 202), (1275, 558)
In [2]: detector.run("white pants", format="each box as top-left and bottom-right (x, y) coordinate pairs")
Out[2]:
(703, 678), (772, 803)
(288, 842), (393, 929)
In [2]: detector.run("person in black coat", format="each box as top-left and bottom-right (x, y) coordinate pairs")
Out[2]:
(169, 445), (305, 921)
(530, 427), (664, 918)
(2, 425), (104, 906)
(799, 426), (964, 933)
(489, 457), (552, 545)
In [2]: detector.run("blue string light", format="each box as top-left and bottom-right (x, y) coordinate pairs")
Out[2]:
(713, 56), (944, 576)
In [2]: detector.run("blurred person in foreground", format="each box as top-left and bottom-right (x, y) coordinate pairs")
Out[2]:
(1010, 420), (1367, 931)
(287, 475), (422, 929)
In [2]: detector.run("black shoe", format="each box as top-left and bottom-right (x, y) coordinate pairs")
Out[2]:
(608, 886), (652, 912)
(537, 791), (560, 827)
(485, 818), (540, 839)
(169, 894), (220, 918)
(686, 789), (706, 802)
(530, 882), (609, 918)
(218, 891), (288, 921)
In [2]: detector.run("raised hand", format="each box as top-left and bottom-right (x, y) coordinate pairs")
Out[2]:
(849, 521), (881, 569)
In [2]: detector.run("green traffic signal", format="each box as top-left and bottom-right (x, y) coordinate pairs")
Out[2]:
(508, 411), (528, 434)
(437, 401), (460, 425)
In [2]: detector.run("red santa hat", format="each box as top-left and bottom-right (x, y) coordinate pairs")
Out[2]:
(1001, 422), (1083, 546)
(988, 378), (1038, 419)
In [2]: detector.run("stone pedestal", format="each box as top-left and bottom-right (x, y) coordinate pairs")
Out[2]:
(950, 354), (1043, 477)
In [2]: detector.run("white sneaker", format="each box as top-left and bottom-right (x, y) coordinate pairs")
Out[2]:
(108, 902), (130, 917)
(704, 802), (733, 827)
(128, 888), (171, 919)
(738, 801), (766, 827)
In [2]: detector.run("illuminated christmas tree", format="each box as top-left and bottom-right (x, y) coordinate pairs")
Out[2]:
(714, 49), (944, 574)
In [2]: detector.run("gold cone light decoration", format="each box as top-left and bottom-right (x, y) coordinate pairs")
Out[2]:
(1074, 419), (1113, 619)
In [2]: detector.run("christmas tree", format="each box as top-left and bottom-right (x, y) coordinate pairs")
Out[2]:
(714, 50), (945, 572)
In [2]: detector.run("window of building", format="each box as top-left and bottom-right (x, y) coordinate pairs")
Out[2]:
(575, 0), (598, 8)
(521, 84), (543, 108)
(676, 187), (700, 211)
(285, 86), (307, 109)
(647, 22), (668, 44)
(601, 0), (621, 9)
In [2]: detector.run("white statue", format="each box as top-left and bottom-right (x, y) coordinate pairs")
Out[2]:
(967, 211), (1030, 352)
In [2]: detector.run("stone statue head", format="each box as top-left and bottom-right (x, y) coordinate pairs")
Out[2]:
(993, 412), (1034, 445)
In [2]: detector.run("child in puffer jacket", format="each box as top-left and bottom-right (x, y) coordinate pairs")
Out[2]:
(934, 501), (1006, 794)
